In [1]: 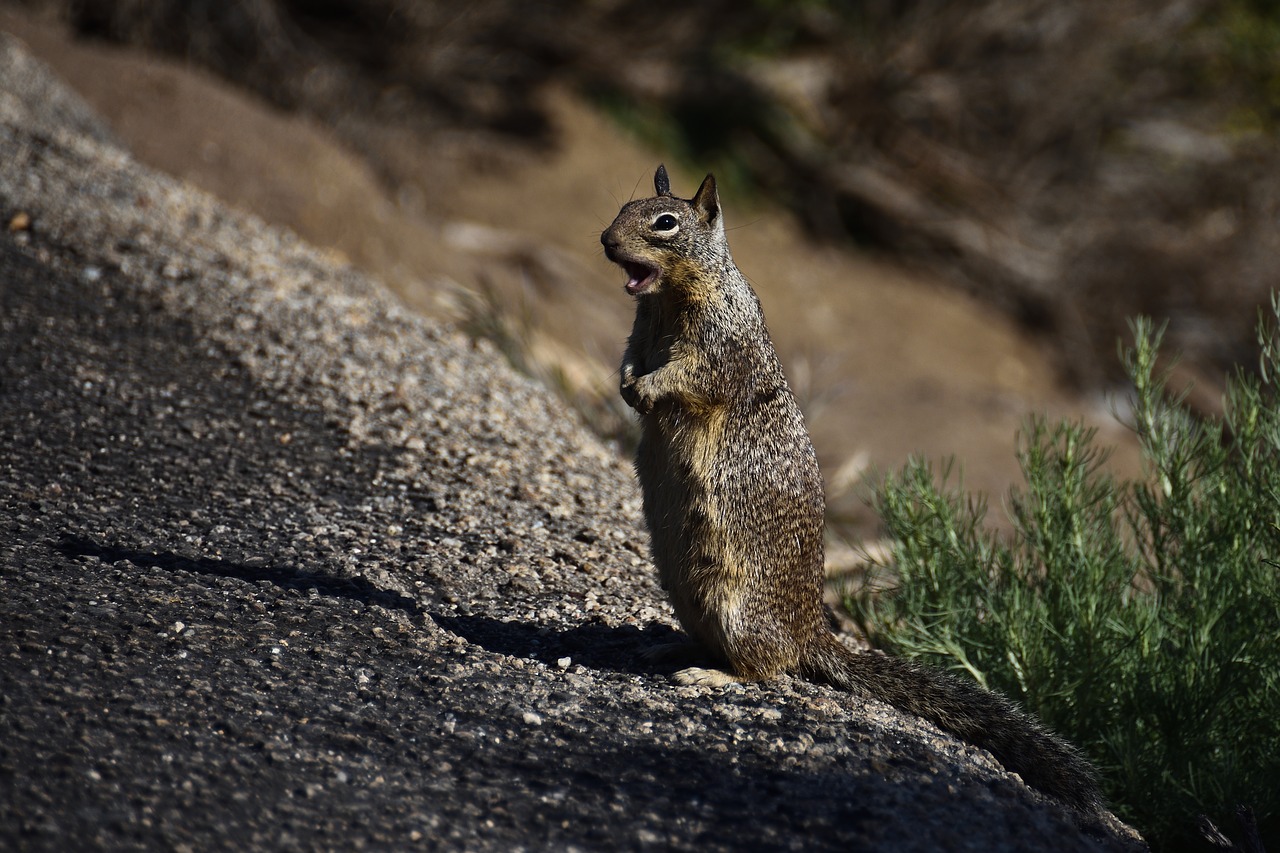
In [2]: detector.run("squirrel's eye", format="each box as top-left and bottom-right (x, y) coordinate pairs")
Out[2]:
(653, 214), (678, 232)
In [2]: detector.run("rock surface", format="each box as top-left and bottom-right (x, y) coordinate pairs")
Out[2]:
(0, 37), (1141, 851)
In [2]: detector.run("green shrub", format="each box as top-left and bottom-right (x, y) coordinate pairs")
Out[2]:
(1198, 0), (1280, 133)
(850, 306), (1280, 851)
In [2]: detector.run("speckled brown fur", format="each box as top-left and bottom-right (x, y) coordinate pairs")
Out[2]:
(601, 165), (1106, 818)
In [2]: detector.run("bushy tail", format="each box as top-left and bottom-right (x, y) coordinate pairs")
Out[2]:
(800, 633), (1104, 816)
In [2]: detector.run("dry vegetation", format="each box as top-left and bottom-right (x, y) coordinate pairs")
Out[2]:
(18, 0), (1280, 396)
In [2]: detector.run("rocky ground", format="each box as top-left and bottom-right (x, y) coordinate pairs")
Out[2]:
(0, 35), (1145, 852)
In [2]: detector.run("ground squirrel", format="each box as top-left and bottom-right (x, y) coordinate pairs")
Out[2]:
(601, 165), (1105, 817)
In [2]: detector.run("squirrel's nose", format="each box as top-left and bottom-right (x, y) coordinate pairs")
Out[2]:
(600, 229), (617, 250)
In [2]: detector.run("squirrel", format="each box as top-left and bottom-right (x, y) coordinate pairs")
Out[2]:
(600, 165), (1106, 819)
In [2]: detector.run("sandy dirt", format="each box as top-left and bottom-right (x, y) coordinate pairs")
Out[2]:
(0, 7), (1143, 541)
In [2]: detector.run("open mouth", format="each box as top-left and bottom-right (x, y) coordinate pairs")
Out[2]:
(622, 260), (659, 295)
(607, 249), (659, 295)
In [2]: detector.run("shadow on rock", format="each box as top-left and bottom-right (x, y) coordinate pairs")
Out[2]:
(56, 536), (422, 615)
(433, 612), (685, 675)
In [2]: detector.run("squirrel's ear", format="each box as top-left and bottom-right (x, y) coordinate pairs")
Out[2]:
(654, 164), (671, 196)
(691, 174), (720, 225)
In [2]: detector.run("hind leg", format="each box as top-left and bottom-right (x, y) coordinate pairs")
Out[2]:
(642, 640), (750, 686)
(672, 626), (800, 687)
(642, 637), (742, 683)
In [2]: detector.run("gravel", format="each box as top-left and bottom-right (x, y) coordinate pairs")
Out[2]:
(0, 33), (1144, 852)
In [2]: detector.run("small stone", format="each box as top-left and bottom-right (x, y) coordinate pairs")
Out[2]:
(7, 211), (30, 231)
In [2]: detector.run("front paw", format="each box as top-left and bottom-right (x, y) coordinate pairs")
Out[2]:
(620, 375), (654, 414)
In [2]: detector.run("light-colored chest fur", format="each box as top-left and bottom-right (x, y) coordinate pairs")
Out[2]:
(636, 379), (745, 655)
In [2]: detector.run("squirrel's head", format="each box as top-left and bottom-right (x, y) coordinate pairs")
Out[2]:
(601, 164), (727, 298)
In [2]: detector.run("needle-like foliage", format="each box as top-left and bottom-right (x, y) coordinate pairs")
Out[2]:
(853, 302), (1280, 851)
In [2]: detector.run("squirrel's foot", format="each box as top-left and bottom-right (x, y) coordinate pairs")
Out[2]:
(673, 666), (745, 688)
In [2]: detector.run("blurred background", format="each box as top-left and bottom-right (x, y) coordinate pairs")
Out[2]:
(4, 0), (1278, 544)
